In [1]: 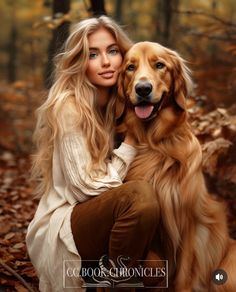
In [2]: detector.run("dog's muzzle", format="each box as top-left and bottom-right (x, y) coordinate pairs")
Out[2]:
(133, 81), (164, 120)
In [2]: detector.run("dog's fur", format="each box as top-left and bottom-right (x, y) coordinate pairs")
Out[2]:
(116, 42), (236, 292)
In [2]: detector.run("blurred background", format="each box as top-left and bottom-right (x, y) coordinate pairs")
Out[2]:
(0, 1), (236, 291)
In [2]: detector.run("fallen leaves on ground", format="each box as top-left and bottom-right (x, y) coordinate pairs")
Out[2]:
(0, 152), (39, 291)
(189, 99), (236, 238)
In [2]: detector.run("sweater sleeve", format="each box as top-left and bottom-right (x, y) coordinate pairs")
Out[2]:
(59, 132), (137, 202)
(111, 143), (138, 180)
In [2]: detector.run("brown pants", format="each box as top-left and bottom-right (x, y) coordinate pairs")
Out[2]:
(71, 180), (159, 266)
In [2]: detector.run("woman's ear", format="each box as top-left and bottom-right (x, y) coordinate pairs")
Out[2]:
(169, 51), (193, 111)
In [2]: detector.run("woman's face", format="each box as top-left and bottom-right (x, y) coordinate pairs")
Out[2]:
(86, 28), (123, 90)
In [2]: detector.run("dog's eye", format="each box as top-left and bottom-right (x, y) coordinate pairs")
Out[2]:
(126, 64), (136, 72)
(155, 62), (165, 69)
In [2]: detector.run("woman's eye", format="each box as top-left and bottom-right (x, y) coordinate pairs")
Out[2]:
(89, 52), (97, 59)
(155, 62), (165, 69)
(109, 48), (119, 55)
(126, 64), (135, 71)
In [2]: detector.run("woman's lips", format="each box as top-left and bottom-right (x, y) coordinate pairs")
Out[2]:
(99, 71), (115, 79)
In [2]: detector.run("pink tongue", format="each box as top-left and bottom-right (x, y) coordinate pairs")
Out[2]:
(135, 105), (154, 119)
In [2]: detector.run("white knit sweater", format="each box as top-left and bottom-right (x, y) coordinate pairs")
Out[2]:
(26, 129), (137, 291)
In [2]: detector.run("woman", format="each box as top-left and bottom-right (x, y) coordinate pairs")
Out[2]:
(26, 16), (159, 291)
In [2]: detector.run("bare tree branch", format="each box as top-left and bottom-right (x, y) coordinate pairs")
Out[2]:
(184, 30), (236, 42)
(173, 9), (236, 28)
(0, 260), (35, 292)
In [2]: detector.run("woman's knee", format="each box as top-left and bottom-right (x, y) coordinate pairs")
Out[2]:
(112, 180), (159, 221)
(125, 180), (157, 204)
(122, 180), (159, 218)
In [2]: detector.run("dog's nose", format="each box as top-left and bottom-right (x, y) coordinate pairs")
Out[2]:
(135, 81), (152, 97)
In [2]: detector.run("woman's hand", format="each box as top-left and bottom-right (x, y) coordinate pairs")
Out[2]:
(124, 133), (137, 147)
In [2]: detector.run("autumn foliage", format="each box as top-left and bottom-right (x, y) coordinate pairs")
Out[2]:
(0, 0), (236, 290)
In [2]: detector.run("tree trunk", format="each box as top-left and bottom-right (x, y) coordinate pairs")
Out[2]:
(8, 24), (17, 82)
(8, 2), (17, 82)
(44, 0), (71, 88)
(115, 0), (123, 23)
(210, 0), (218, 61)
(89, 0), (107, 16)
(156, 0), (179, 47)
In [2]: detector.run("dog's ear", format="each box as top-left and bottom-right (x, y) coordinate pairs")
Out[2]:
(169, 51), (193, 110)
(115, 97), (125, 119)
(115, 71), (126, 119)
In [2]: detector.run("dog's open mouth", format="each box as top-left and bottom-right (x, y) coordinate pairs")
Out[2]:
(134, 103), (154, 119)
(134, 99), (163, 120)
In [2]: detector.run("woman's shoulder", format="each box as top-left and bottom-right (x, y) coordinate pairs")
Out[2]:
(57, 97), (79, 133)
(59, 96), (77, 115)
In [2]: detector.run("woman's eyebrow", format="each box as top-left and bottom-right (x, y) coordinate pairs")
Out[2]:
(107, 43), (119, 48)
(89, 43), (118, 50)
(89, 47), (99, 51)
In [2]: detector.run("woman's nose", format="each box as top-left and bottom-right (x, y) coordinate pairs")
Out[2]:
(101, 53), (110, 67)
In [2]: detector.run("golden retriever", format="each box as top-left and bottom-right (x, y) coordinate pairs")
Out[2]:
(116, 41), (236, 292)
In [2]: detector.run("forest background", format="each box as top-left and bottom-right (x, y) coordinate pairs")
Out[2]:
(0, 0), (236, 291)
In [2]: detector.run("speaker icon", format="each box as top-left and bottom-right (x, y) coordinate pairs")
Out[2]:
(215, 273), (224, 281)
(212, 269), (227, 285)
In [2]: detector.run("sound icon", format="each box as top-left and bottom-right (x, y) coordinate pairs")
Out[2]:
(212, 269), (227, 285)
(215, 273), (224, 281)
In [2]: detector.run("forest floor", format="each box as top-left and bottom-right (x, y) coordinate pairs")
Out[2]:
(0, 81), (236, 291)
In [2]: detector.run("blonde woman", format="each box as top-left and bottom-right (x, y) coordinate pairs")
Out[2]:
(26, 16), (159, 291)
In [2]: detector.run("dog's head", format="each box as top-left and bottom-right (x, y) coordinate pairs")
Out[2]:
(116, 42), (193, 121)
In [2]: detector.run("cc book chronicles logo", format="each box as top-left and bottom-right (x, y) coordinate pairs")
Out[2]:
(63, 255), (168, 288)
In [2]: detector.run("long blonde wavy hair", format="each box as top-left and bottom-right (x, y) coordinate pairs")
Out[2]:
(32, 16), (132, 197)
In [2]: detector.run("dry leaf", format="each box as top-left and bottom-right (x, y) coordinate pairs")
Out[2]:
(4, 233), (15, 240)
(13, 243), (25, 250)
(14, 282), (29, 292)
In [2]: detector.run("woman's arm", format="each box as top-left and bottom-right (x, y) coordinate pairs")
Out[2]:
(124, 133), (136, 147)
(58, 132), (136, 202)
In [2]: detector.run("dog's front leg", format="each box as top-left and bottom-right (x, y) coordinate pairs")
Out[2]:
(174, 219), (196, 292)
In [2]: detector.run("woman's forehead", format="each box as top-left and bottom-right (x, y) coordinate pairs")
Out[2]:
(88, 28), (117, 48)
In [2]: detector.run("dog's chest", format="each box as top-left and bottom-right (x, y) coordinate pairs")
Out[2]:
(126, 146), (178, 184)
